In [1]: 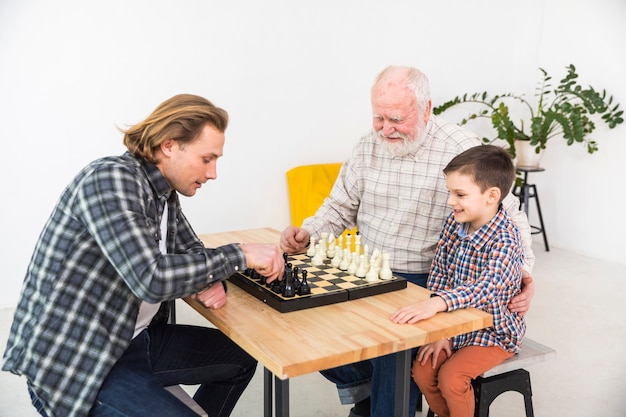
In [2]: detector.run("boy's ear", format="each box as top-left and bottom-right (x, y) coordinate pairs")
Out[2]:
(487, 187), (501, 204)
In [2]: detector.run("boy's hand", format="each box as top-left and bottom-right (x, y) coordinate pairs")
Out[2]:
(390, 296), (447, 324)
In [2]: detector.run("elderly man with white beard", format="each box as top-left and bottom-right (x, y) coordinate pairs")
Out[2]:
(280, 66), (536, 417)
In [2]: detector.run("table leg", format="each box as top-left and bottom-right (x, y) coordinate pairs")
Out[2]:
(264, 368), (273, 417)
(394, 349), (411, 416)
(275, 375), (290, 417)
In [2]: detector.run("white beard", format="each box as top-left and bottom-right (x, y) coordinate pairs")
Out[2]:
(377, 120), (427, 157)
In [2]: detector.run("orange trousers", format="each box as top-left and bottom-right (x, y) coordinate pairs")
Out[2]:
(412, 345), (513, 417)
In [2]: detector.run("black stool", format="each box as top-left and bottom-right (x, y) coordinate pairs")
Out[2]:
(473, 369), (534, 417)
(425, 369), (534, 417)
(424, 338), (555, 417)
(512, 166), (549, 251)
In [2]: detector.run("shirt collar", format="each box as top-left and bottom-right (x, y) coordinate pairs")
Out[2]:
(130, 152), (173, 201)
(458, 204), (508, 250)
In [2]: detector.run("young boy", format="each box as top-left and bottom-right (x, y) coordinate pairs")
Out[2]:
(390, 144), (526, 417)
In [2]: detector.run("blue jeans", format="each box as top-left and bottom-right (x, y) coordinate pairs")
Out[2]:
(30, 323), (257, 417)
(320, 272), (428, 417)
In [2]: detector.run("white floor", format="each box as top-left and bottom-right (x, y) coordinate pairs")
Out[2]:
(1, 240), (626, 417)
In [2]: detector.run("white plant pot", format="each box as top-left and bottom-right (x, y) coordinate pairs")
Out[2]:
(515, 140), (544, 168)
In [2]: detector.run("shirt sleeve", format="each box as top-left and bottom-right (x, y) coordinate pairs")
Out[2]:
(302, 148), (361, 238)
(78, 165), (246, 303)
(502, 192), (535, 273)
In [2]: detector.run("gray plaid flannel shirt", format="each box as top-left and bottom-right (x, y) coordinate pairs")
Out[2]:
(3, 152), (245, 416)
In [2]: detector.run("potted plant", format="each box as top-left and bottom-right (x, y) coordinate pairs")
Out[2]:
(433, 64), (624, 166)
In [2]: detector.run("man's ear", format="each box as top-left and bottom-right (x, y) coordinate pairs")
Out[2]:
(423, 100), (432, 124)
(161, 138), (175, 156)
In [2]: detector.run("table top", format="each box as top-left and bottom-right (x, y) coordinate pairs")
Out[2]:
(185, 227), (492, 379)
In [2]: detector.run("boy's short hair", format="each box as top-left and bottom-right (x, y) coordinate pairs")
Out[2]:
(443, 145), (515, 204)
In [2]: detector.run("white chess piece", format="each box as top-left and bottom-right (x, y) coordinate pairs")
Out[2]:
(345, 234), (352, 254)
(347, 252), (358, 275)
(365, 256), (379, 282)
(371, 248), (381, 273)
(379, 252), (392, 280)
(306, 237), (316, 257)
(330, 247), (341, 268)
(319, 232), (328, 258)
(311, 244), (324, 266)
(326, 233), (336, 259)
(339, 248), (350, 271)
(355, 255), (367, 278)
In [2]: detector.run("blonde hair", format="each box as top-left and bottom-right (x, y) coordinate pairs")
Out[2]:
(122, 94), (228, 163)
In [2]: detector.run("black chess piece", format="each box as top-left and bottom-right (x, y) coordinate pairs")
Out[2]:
(292, 266), (301, 291)
(298, 269), (311, 295)
(282, 265), (296, 298)
(267, 279), (282, 294)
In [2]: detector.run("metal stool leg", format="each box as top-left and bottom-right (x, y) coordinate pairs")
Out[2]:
(529, 185), (549, 251)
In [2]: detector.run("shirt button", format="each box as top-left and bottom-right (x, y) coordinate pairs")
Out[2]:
(234, 266), (240, 271)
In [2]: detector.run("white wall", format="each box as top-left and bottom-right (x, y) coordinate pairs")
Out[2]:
(1, 0), (624, 308)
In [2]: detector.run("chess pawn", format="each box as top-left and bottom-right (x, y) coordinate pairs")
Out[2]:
(311, 244), (324, 266)
(379, 252), (393, 280)
(298, 270), (311, 295)
(306, 237), (316, 257)
(339, 248), (350, 271)
(330, 248), (342, 268)
(355, 255), (367, 278)
(347, 252), (358, 275)
(365, 258), (379, 282)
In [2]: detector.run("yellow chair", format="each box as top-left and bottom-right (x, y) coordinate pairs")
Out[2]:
(286, 163), (357, 244)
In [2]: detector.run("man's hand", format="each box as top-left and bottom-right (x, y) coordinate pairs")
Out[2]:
(195, 283), (227, 309)
(280, 226), (311, 254)
(239, 242), (285, 283)
(508, 272), (535, 316)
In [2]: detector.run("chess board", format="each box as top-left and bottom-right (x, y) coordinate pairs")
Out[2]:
(228, 253), (407, 313)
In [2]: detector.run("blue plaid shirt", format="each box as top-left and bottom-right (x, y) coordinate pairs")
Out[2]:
(2, 152), (247, 417)
(428, 206), (526, 353)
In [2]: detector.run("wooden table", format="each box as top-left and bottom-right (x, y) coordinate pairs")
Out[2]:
(185, 227), (492, 417)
